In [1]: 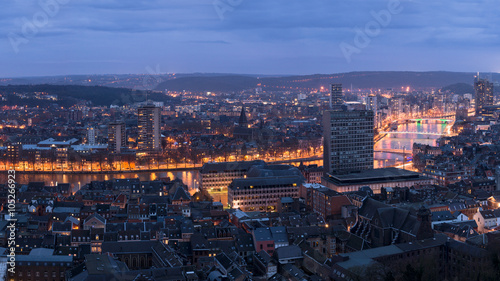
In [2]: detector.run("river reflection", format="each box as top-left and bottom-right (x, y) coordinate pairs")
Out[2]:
(374, 121), (449, 168)
(2, 121), (447, 193)
(2, 160), (322, 194)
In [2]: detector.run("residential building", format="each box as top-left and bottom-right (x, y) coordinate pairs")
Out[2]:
(108, 122), (126, 153)
(137, 105), (161, 154)
(473, 209), (500, 233)
(311, 187), (352, 219)
(475, 78), (494, 116)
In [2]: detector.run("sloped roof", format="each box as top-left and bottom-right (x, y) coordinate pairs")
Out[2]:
(275, 245), (303, 260)
(358, 198), (389, 220)
(84, 213), (106, 224)
(432, 211), (456, 222)
(171, 186), (191, 201)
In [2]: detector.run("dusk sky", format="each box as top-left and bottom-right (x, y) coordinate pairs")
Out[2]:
(1, 0), (500, 77)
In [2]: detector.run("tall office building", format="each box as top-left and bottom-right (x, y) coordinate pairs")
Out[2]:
(108, 122), (126, 153)
(138, 105), (161, 153)
(330, 84), (343, 109)
(87, 127), (96, 146)
(366, 95), (378, 127)
(475, 78), (494, 116)
(323, 109), (374, 175)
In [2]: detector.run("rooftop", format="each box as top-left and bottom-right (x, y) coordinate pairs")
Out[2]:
(200, 160), (265, 173)
(324, 167), (428, 186)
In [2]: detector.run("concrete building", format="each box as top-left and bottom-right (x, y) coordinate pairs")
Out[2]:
(87, 127), (96, 146)
(323, 109), (374, 174)
(366, 95), (378, 127)
(108, 122), (126, 153)
(475, 78), (494, 116)
(200, 160), (265, 206)
(330, 83), (343, 109)
(322, 167), (435, 194)
(228, 172), (304, 212)
(137, 105), (161, 154)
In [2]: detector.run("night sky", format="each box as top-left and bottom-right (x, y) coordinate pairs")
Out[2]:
(2, 0), (499, 77)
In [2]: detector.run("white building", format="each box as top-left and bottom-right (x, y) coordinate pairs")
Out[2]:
(87, 127), (96, 145)
(473, 209), (500, 233)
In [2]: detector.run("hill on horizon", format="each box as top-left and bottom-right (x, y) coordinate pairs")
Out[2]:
(155, 71), (486, 92)
(0, 84), (165, 107)
(2, 71), (499, 93)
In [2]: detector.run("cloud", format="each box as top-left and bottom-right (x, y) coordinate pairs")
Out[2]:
(1, 0), (499, 77)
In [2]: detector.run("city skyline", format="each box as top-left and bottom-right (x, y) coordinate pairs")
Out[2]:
(2, 0), (500, 77)
(3, 1), (500, 280)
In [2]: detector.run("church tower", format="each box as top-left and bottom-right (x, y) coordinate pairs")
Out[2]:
(238, 106), (248, 127)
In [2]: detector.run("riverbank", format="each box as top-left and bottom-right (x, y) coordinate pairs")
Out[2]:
(10, 155), (322, 175)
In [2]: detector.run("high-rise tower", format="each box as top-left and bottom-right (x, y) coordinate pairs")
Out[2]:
(330, 84), (343, 109)
(108, 122), (126, 153)
(138, 105), (161, 153)
(323, 109), (374, 174)
(475, 78), (494, 116)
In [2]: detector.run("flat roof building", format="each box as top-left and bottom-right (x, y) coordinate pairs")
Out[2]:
(322, 167), (435, 194)
(323, 109), (374, 175)
(228, 175), (304, 212)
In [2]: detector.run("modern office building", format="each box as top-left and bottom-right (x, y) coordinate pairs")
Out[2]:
(228, 165), (304, 212)
(108, 122), (126, 153)
(137, 105), (161, 153)
(323, 109), (374, 175)
(475, 78), (494, 116)
(228, 175), (303, 212)
(330, 83), (343, 109)
(200, 160), (265, 206)
(366, 95), (378, 127)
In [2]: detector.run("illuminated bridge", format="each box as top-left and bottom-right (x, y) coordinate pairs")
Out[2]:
(374, 149), (407, 155)
(380, 131), (445, 136)
(407, 118), (453, 123)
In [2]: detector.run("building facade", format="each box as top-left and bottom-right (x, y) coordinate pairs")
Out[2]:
(366, 95), (378, 127)
(228, 175), (303, 212)
(137, 105), (161, 153)
(475, 78), (494, 116)
(322, 167), (436, 194)
(323, 109), (374, 174)
(200, 160), (265, 206)
(108, 122), (126, 153)
(330, 83), (343, 109)
(87, 127), (96, 146)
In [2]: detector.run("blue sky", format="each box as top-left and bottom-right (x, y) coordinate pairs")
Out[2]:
(1, 0), (499, 77)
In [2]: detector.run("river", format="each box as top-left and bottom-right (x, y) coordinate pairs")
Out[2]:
(373, 120), (449, 168)
(3, 159), (322, 194)
(2, 120), (447, 193)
